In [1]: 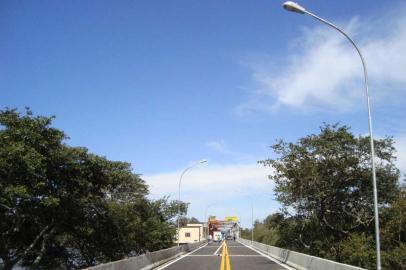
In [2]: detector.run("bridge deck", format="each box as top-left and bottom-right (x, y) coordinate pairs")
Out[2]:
(155, 240), (291, 270)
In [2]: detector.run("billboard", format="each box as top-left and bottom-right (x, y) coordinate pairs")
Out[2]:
(224, 216), (238, 222)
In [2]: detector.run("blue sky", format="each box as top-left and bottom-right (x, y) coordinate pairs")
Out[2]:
(1, 0), (405, 228)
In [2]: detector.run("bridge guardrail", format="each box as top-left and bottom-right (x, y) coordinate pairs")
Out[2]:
(238, 238), (366, 270)
(83, 241), (206, 270)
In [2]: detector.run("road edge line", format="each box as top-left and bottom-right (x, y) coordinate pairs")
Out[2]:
(154, 243), (208, 270)
(238, 241), (295, 270)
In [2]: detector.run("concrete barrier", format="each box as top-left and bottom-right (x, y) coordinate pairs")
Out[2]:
(84, 241), (206, 270)
(238, 238), (366, 270)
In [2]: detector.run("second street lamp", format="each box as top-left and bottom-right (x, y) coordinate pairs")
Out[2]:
(177, 159), (208, 246)
(282, 2), (381, 269)
(233, 188), (255, 245)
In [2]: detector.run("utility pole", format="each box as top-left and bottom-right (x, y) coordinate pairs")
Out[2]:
(251, 202), (254, 245)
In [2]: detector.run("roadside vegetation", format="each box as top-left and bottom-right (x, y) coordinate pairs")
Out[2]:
(0, 109), (187, 270)
(246, 124), (405, 269)
(2, 109), (404, 269)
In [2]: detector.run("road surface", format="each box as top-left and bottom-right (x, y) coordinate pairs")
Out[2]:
(155, 240), (291, 270)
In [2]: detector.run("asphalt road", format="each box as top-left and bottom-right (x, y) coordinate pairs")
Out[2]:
(155, 240), (290, 270)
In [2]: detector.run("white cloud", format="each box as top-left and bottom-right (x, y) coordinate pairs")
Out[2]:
(241, 12), (406, 113)
(205, 140), (232, 155)
(146, 163), (274, 201)
(144, 163), (279, 227)
(205, 140), (257, 163)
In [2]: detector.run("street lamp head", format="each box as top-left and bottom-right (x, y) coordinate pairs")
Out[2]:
(199, 159), (208, 164)
(282, 1), (306, 14)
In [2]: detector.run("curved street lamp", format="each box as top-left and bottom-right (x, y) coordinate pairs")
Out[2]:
(177, 159), (208, 246)
(282, 2), (381, 269)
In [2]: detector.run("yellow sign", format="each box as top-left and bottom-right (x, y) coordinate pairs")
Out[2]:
(208, 216), (216, 221)
(224, 216), (238, 222)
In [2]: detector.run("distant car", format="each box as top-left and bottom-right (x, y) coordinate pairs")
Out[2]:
(226, 235), (233, 240)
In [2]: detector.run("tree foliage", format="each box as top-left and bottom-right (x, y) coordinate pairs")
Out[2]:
(259, 123), (404, 269)
(177, 216), (200, 227)
(0, 109), (185, 269)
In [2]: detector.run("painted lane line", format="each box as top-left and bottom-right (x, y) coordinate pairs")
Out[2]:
(154, 243), (208, 270)
(188, 243), (209, 255)
(189, 255), (221, 257)
(228, 255), (263, 257)
(238, 241), (295, 270)
(219, 241), (231, 270)
(189, 254), (264, 257)
(213, 241), (224, 255)
(220, 242), (226, 270)
(225, 243), (231, 270)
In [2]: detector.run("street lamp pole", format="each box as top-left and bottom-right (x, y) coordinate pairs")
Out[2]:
(251, 201), (254, 245)
(177, 159), (208, 246)
(282, 2), (381, 269)
(233, 189), (255, 244)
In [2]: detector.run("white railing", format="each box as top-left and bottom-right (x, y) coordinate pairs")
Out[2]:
(239, 238), (366, 270)
(83, 241), (206, 270)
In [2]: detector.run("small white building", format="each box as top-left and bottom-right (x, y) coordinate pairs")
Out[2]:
(177, 223), (204, 244)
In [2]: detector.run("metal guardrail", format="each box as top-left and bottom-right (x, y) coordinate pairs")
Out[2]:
(239, 238), (366, 270)
(83, 241), (206, 270)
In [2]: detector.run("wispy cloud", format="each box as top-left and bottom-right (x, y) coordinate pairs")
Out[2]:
(205, 140), (233, 155)
(205, 140), (257, 163)
(146, 163), (274, 201)
(239, 9), (406, 114)
(143, 164), (273, 207)
(144, 163), (278, 226)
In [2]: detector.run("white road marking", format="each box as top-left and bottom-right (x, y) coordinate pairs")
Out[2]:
(238, 241), (295, 270)
(228, 255), (264, 257)
(154, 243), (208, 270)
(189, 254), (263, 257)
(188, 254), (220, 257)
(188, 244), (209, 255)
(213, 241), (224, 255)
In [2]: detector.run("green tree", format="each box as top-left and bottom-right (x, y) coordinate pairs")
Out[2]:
(240, 228), (252, 240)
(259, 123), (401, 266)
(0, 109), (185, 269)
(177, 216), (200, 227)
(380, 186), (406, 269)
(249, 215), (280, 246)
(188, 217), (201, 224)
(339, 233), (376, 269)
